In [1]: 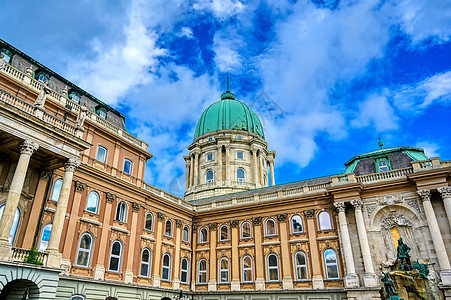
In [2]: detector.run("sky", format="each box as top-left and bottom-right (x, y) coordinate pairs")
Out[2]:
(1, 0), (450, 197)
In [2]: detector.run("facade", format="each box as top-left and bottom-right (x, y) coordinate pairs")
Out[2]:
(0, 38), (450, 300)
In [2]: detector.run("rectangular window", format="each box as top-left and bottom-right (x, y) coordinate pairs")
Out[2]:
(378, 160), (389, 172)
(96, 146), (107, 163)
(207, 153), (213, 161)
(237, 151), (244, 159)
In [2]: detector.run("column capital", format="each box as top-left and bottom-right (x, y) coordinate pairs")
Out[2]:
(209, 222), (218, 230)
(277, 213), (287, 222)
(417, 189), (431, 202)
(65, 158), (80, 172)
(252, 216), (262, 225)
(437, 186), (451, 198)
(230, 220), (239, 227)
(176, 219), (183, 228)
(132, 202), (140, 212)
(334, 201), (346, 212)
(19, 140), (39, 155)
(106, 192), (116, 203)
(75, 181), (86, 192)
(351, 199), (363, 210)
(303, 209), (315, 219)
(157, 212), (166, 221)
(40, 170), (53, 181)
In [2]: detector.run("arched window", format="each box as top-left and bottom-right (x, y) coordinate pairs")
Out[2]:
(162, 253), (171, 281)
(68, 91), (81, 103)
(206, 170), (214, 183)
(324, 249), (340, 279)
(96, 146), (108, 163)
(241, 221), (251, 239)
(199, 227), (208, 243)
(86, 191), (100, 213)
(237, 168), (245, 182)
(291, 214), (303, 233)
(38, 223), (52, 251)
(116, 201), (127, 222)
(165, 219), (173, 237)
(219, 257), (229, 283)
(267, 253), (279, 282)
(108, 240), (122, 272)
(123, 159), (133, 175)
(76, 233), (93, 267)
(265, 218), (276, 236)
(140, 248), (151, 277)
(294, 251), (308, 280)
(198, 259), (207, 283)
(145, 213), (153, 231)
(70, 296), (85, 300)
(181, 258), (189, 284)
(0, 205), (20, 244)
(50, 178), (63, 201)
(182, 226), (189, 242)
(318, 211), (332, 230)
(219, 224), (229, 241)
(242, 255), (253, 283)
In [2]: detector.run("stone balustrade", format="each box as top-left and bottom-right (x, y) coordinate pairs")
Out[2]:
(11, 247), (49, 266)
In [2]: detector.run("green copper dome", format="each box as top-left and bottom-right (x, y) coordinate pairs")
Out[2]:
(194, 90), (265, 140)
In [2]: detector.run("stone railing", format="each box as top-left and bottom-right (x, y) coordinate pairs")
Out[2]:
(411, 157), (441, 171)
(144, 183), (192, 210)
(356, 167), (413, 183)
(0, 63), (148, 151)
(11, 247), (48, 266)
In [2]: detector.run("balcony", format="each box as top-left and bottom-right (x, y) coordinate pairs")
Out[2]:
(10, 247), (49, 266)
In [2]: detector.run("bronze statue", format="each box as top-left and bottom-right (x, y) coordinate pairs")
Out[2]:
(381, 272), (400, 299)
(412, 259), (434, 279)
(395, 237), (411, 271)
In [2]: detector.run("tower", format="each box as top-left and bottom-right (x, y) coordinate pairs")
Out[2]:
(184, 81), (276, 201)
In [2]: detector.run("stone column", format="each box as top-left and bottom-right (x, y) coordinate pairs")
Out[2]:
(258, 152), (264, 185)
(269, 159), (275, 186)
(278, 213), (293, 289)
(185, 161), (190, 189)
(152, 212), (165, 287)
(191, 225), (198, 291)
(225, 146), (230, 182)
(418, 190), (451, 285)
(173, 219), (183, 289)
(252, 149), (258, 185)
(0, 140), (39, 259)
(94, 192), (115, 279)
(437, 186), (451, 229)
(304, 209), (324, 289)
(47, 158), (80, 268)
(351, 199), (378, 287)
(334, 202), (359, 288)
(193, 152), (199, 186)
(208, 222), (217, 291)
(217, 146), (223, 182)
(125, 203), (140, 283)
(253, 217), (265, 290)
(189, 155), (194, 188)
(230, 220), (240, 291)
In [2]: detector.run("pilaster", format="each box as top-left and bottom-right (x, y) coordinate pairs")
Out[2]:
(208, 222), (217, 291)
(304, 209), (324, 289)
(152, 212), (165, 287)
(230, 220), (240, 291)
(252, 217), (265, 290)
(437, 186), (451, 229)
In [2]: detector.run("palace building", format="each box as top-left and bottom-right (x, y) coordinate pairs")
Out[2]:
(0, 38), (450, 300)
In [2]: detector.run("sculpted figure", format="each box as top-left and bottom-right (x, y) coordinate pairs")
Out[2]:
(34, 81), (51, 107)
(412, 259), (434, 279)
(381, 272), (399, 299)
(395, 237), (411, 271)
(76, 103), (88, 128)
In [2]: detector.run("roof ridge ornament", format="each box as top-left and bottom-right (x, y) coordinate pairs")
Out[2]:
(378, 138), (384, 149)
(221, 75), (236, 100)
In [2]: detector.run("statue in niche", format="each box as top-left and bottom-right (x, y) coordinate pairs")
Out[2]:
(395, 237), (412, 271)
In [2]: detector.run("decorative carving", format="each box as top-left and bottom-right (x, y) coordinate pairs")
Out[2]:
(34, 81), (51, 108)
(209, 222), (217, 230)
(192, 224), (198, 230)
(303, 209), (315, 219)
(157, 212), (165, 221)
(333, 202), (346, 213)
(230, 220), (239, 227)
(380, 212), (412, 230)
(26, 65), (33, 77)
(377, 194), (403, 206)
(132, 202), (140, 212)
(64, 158), (80, 173)
(19, 140), (39, 156)
(417, 190), (431, 202)
(176, 219), (183, 228)
(106, 192), (116, 203)
(365, 204), (377, 217)
(351, 199), (363, 210)
(406, 199), (420, 213)
(76, 104), (88, 128)
(75, 181), (86, 192)
(40, 170), (52, 181)
(438, 186), (451, 198)
(252, 216), (262, 225)
(0, 53), (5, 70)
(277, 213), (287, 222)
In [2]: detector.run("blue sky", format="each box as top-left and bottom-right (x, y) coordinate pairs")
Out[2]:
(1, 0), (450, 196)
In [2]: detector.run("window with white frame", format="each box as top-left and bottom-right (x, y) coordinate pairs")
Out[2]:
(376, 158), (390, 172)
(0, 49), (12, 63)
(206, 169), (214, 183)
(181, 258), (189, 284)
(265, 218), (276, 236)
(116, 201), (127, 222)
(70, 296), (85, 300)
(206, 153), (213, 161)
(145, 213), (153, 231)
(96, 146), (108, 163)
(109, 240), (122, 272)
(267, 253), (279, 281)
(295, 251), (308, 280)
(38, 223), (52, 251)
(198, 259), (207, 283)
(50, 178), (63, 201)
(219, 224), (229, 241)
(236, 151), (244, 159)
(98, 109), (107, 119)
(123, 159), (133, 175)
(76, 233), (93, 267)
(324, 249), (340, 279)
(140, 248), (151, 277)
(241, 221), (251, 239)
(242, 255), (253, 282)
(162, 253), (171, 281)
(219, 257), (229, 283)
(68, 91), (81, 103)
(165, 219), (173, 237)
(237, 168), (245, 182)
(86, 191), (100, 214)
(182, 226), (189, 242)
(199, 227), (208, 243)
(291, 214), (303, 233)
(318, 211), (332, 230)
(35, 72), (49, 83)
(0, 205), (20, 244)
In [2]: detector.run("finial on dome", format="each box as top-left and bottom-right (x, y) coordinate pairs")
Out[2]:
(227, 75), (230, 91)
(221, 75), (236, 100)
(378, 138), (384, 149)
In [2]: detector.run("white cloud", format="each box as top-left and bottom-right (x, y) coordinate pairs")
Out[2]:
(180, 27), (194, 39)
(213, 30), (244, 72)
(193, 0), (244, 20)
(415, 141), (440, 158)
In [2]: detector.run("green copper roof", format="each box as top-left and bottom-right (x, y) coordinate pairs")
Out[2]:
(194, 91), (265, 140)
